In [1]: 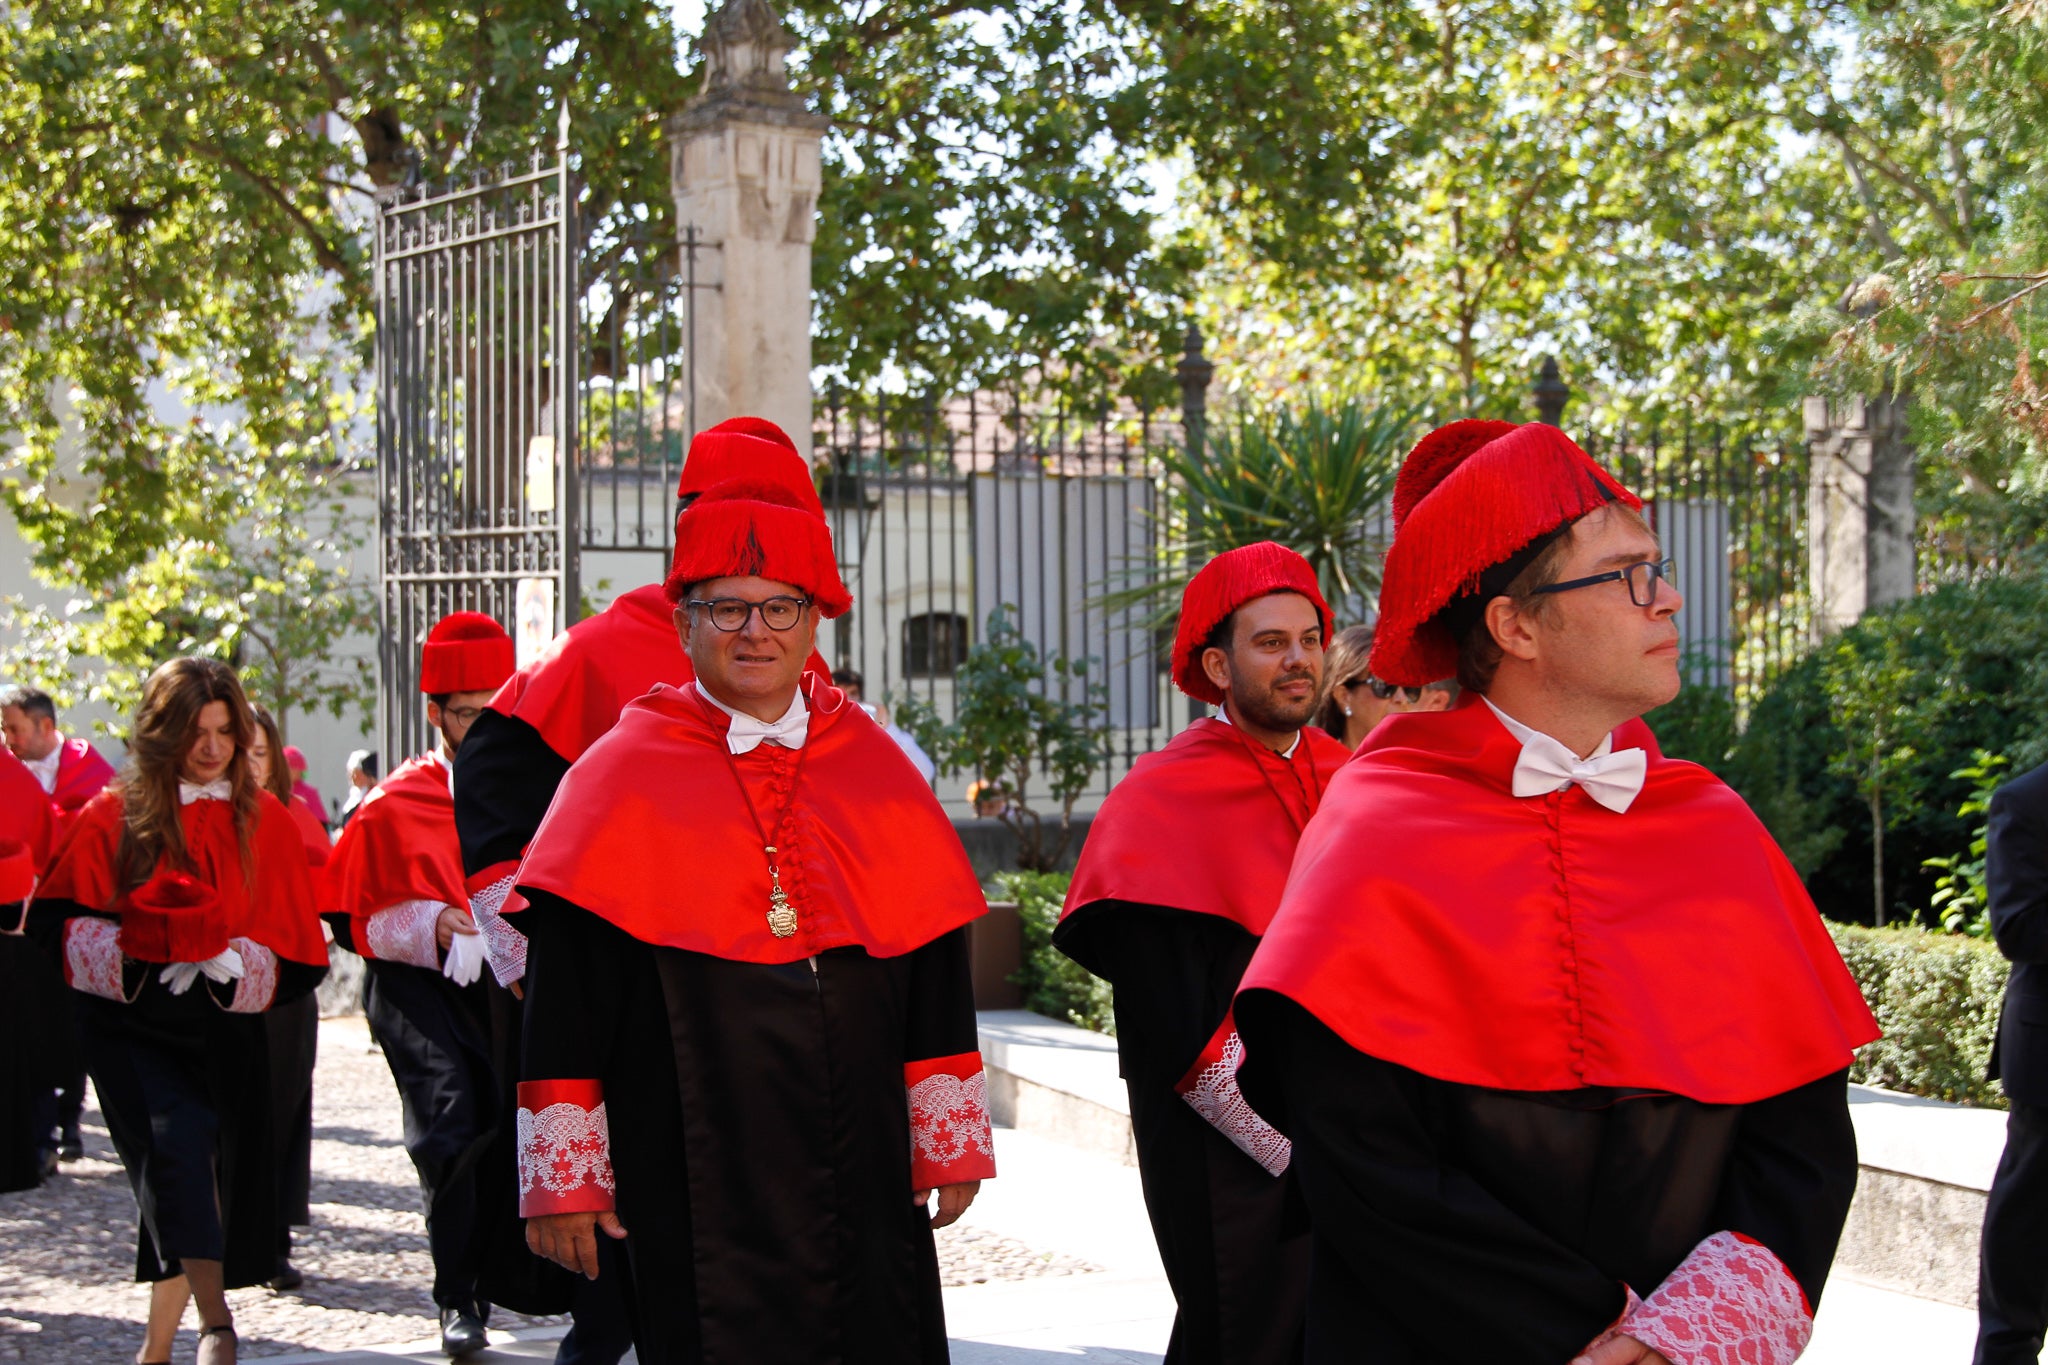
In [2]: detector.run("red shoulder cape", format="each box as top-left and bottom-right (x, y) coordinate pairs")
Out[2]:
(38, 788), (328, 965)
(324, 754), (468, 948)
(0, 751), (53, 872)
(514, 675), (985, 964)
(487, 582), (833, 763)
(1238, 699), (1879, 1105)
(53, 738), (116, 812)
(1062, 718), (1352, 937)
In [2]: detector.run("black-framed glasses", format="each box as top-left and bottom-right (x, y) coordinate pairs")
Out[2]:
(441, 704), (486, 726)
(686, 595), (812, 632)
(1530, 558), (1676, 609)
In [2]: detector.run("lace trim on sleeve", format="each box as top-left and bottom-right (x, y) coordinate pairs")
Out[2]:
(220, 938), (279, 1013)
(1176, 1014), (1291, 1177)
(515, 1080), (616, 1217)
(906, 1052), (997, 1188)
(363, 897), (445, 968)
(1619, 1230), (1813, 1365)
(467, 872), (527, 986)
(63, 916), (129, 1002)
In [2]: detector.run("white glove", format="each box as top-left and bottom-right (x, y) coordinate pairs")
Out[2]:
(159, 947), (246, 996)
(443, 926), (486, 987)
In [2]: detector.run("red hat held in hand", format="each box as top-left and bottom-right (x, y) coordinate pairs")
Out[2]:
(117, 870), (230, 965)
(664, 478), (853, 619)
(1170, 542), (1334, 706)
(1370, 421), (1640, 688)
(420, 611), (517, 695)
(0, 839), (35, 903)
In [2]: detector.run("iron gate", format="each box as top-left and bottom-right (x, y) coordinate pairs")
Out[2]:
(373, 128), (579, 764)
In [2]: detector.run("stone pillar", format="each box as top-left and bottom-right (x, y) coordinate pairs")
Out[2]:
(667, 0), (828, 455)
(1804, 393), (1915, 638)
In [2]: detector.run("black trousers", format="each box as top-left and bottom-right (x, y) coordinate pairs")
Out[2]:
(1978, 1098), (2048, 1363)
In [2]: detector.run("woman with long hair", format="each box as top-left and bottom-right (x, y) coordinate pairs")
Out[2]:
(248, 706), (326, 1293)
(32, 659), (326, 1365)
(1314, 623), (1395, 748)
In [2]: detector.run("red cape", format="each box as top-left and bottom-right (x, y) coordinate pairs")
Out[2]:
(1238, 699), (1879, 1106)
(324, 754), (469, 953)
(0, 751), (53, 873)
(285, 799), (330, 870)
(38, 788), (328, 966)
(488, 582), (831, 763)
(52, 738), (116, 813)
(515, 675), (985, 964)
(1062, 718), (1352, 937)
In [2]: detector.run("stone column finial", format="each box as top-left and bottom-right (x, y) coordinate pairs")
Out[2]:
(668, 0), (829, 454)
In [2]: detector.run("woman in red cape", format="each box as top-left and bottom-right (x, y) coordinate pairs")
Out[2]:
(31, 660), (325, 1365)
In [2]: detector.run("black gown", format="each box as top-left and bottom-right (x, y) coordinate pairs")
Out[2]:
(31, 901), (327, 1286)
(1055, 901), (1308, 1365)
(1236, 995), (1860, 1365)
(0, 920), (75, 1192)
(517, 890), (981, 1364)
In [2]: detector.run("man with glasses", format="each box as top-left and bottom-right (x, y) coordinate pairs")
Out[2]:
(1233, 420), (1878, 1364)
(1057, 542), (1350, 1365)
(507, 475), (994, 1361)
(323, 612), (558, 1357)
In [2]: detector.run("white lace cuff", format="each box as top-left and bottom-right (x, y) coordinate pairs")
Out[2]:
(364, 898), (445, 968)
(516, 1079), (616, 1216)
(1620, 1230), (1812, 1365)
(63, 916), (130, 1002)
(1176, 1014), (1291, 1177)
(220, 938), (279, 1013)
(467, 869), (527, 986)
(906, 1053), (997, 1188)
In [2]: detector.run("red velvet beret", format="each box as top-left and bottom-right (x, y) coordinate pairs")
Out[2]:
(1170, 543), (1334, 706)
(674, 419), (820, 513)
(117, 870), (230, 964)
(1369, 422), (1640, 687)
(420, 611), (516, 695)
(663, 478), (853, 619)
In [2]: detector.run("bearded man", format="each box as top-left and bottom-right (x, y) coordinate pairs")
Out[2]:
(1054, 543), (1350, 1365)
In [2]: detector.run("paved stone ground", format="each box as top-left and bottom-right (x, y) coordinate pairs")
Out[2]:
(0, 1016), (1094, 1362)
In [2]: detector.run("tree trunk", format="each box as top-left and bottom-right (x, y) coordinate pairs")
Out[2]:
(1869, 765), (1885, 927)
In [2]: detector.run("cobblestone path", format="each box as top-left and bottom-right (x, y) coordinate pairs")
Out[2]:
(0, 1016), (1093, 1361)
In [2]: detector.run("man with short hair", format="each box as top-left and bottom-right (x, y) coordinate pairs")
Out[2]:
(1, 686), (116, 839)
(1055, 542), (1348, 1365)
(1235, 420), (1880, 1364)
(0, 685), (112, 1165)
(510, 476), (995, 1360)
(324, 613), (558, 1358)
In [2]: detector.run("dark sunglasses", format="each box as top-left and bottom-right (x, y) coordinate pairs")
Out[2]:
(1345, 677), (1416, 702)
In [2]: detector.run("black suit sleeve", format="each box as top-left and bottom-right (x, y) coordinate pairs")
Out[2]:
(454, 709), (572, 876)
(518, 888), (633, 1085)
(1712, 1068), (1860, 1309)
(903, 926), (980, 1065)
(1056, 900), (1254, 1084)
(1989, 776), (2048, 964)
(1238, 993), (1626, 1364)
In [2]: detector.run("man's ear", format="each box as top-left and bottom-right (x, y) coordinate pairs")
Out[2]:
(424, 699), (444, 730)
(1485, 595), (1543, 664)
(672, 605), (693, 650)
(1200, 645), (1232, 695)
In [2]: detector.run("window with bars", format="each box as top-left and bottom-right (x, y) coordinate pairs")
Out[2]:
(902, 612), (971, 678)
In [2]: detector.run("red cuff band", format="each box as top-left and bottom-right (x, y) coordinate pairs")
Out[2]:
(905, 1051), (996, 1189)
(516, 1079), (615, 1217)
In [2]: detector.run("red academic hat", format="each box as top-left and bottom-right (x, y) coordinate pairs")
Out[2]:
(282, 744), (308, 774)
(663, 477), (854, 618)
(674, 418), (821, 516)
(117, 870), (230, 964)
(419, 611), (517, 695)
(0, 839), (35, 902)
(1370, 421), (1640, 687)
(1170, 542), (1335, 706)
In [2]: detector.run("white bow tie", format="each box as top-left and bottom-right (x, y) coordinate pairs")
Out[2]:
(725, 709), (809, 755)
(1510, 735), (1647, 814)
(178, 780), (232, 805)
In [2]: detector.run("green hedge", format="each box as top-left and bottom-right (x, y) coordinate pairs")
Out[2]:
(1830, 921), (2009, 1107)
(995, 870), (1115, 1035)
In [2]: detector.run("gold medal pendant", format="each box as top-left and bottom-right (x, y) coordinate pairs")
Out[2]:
(765, 858), (798, 938)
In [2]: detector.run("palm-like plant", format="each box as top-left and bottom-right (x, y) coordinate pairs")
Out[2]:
(1098, 392), (1418, 625)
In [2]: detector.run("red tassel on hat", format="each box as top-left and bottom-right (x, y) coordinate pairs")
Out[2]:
(117, 870), (231, 964)
(664, 477), (854, 618)
(420, 611), (517, 695)
(1170, 542), (1335, 706)
(0, 838), (35, 903)
(1370, 422), (1640, 687)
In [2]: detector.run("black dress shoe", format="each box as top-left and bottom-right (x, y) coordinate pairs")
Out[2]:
(440, 1307), (488, 1358)
(58, 1128), (83, 1161)
(268, 1262), (304, 1291)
